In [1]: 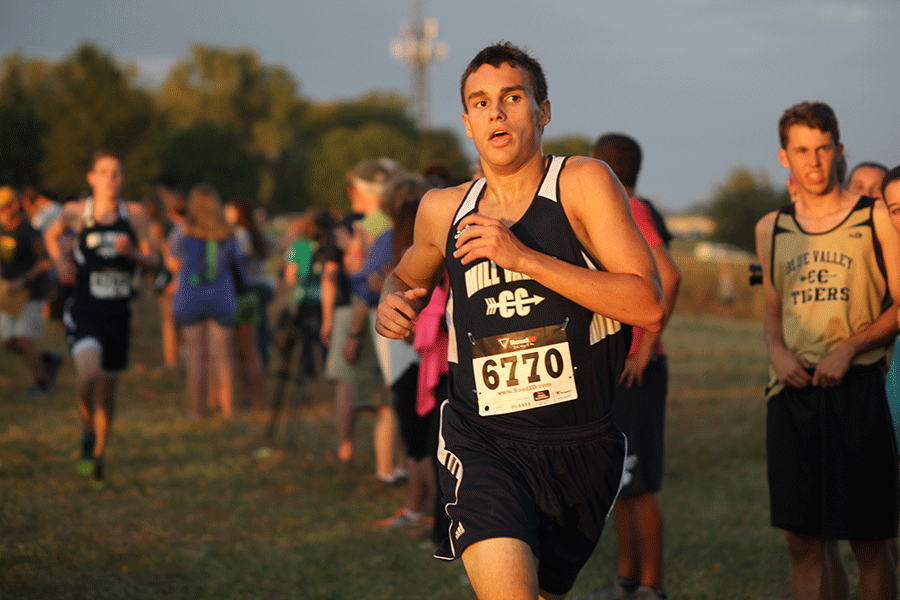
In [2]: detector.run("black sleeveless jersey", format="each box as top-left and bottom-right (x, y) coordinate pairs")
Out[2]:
(70, 198), (138, 315)
(444, 156), (630, 429)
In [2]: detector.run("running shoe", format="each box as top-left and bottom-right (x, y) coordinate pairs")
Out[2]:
(589, 578), (639, 600)
(77, 433), (95, 476)
(90, 457), (105, 489)
(633, 587), (668, 600)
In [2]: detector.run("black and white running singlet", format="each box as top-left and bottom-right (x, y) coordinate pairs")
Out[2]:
(69, 198), (138, 316)
(444, 156), (630, 429)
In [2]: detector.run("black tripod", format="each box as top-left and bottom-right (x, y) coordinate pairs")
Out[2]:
(266, 306), (319, 444)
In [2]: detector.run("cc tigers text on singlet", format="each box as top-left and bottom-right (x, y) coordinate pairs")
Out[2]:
(768, 195), (890, 396)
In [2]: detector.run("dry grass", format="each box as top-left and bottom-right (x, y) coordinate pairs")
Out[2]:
(0, 291), (862, 599)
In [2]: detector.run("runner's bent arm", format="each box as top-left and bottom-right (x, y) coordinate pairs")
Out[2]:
(620, 241), (681, 387)
(376, 187), (453, 340)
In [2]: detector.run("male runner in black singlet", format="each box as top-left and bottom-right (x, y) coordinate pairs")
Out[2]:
(376, 42), (665, 600)
(45, 149), (157, 488)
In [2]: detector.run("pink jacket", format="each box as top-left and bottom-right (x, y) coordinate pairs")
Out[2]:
(414, 275), (449, 416)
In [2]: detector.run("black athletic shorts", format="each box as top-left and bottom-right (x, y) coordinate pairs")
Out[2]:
(64, 299), (131, 373)
(434, 401), (626, 596)
(393, 363), (433, 461)
(767, 363), (899, 539)
(612, 355), (667, 499)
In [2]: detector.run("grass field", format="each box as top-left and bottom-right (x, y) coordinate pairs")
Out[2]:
(0, 288), (859, 600)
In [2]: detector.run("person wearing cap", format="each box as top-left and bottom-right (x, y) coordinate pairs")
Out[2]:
(588, 134), (681, 600)
(0, 185), (62, 396)
(321, 157), (403, 483)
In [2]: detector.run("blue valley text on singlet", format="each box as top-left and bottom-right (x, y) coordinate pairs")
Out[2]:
(70, 198), (138, 315)
(766, 195), (890, 397)
(444, 156), (630, 429)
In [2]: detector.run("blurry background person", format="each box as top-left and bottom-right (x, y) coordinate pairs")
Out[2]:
(171, 184), (247, 421)
(144, 192), (181, 371)
(225, 198), (270, 411)
(360, 177), (437, 528)
(155, 178), (187, 371)
(882, 165), (900, 453)
(846, 161), (888, 200)
(0, 185), (61, 395)
(21, 186), (62, 235)
(590, 133), (681, 600)
(21, 187), (67, 323)
(281, 209), (330, 382)
(44, 149), (157, 488)
(322, 158), (400, 473)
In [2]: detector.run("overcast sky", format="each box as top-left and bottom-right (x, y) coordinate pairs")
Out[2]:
(1, 0), (898, 212)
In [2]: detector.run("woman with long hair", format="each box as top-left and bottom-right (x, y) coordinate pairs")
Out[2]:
(144, 193), (181, 371)
(171, 184), (247, 420)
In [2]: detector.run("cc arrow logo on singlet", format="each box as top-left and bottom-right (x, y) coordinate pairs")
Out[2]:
(484, 288), (544, 318)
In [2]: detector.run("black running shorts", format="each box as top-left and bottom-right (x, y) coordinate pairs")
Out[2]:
(767, 364), (899, 539)
(612, 355), (667, 499)
(64, 300), (131, 373)
(434, 401), (626, 596)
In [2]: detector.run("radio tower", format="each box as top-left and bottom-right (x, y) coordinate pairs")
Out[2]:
(390, 0), (447, 129)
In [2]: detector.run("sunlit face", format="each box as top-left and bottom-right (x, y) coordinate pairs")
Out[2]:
(0, 198), (20, 228)
(778, 125), (842, 197)
(884, 180), (900, 234)
(461, 62), (550, 167)
(847, 165), (886, 200)
(87, 156), (124, 200)
(224, 204), (239, 225)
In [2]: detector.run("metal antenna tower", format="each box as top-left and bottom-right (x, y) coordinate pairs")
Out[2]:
(390, 0), (447, 128)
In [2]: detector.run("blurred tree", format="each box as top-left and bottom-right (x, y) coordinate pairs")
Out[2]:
(0, 104), (44, 187)
(416, 130), (470, 178)
(543, 135), (591, 159)
(159, 122), (259, 200)
(307, 123), (415, 211)
(159, 44), (307, 204)
(285, 95), (467, 213)
(10, 43), (162, 200)
(0, 53), (52, 105)
(707, 167), (789, 253)
(303, 92), (416, 139)
(0, 44), (471, 213)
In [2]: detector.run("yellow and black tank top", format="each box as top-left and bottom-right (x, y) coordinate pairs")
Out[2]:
(768, 195), (889, 394)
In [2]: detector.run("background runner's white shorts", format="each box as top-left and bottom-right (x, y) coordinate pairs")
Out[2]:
(0, 300), (44, 342)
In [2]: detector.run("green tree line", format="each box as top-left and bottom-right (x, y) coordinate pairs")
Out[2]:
(0, 41), (785, 244)
(0, 42), (471, 213)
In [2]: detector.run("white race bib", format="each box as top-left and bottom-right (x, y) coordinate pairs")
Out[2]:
(471, 324), (577, 416)
(89, 270), (132, 299)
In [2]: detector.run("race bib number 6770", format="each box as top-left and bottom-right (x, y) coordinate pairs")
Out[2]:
(471, 324), (577, 416)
